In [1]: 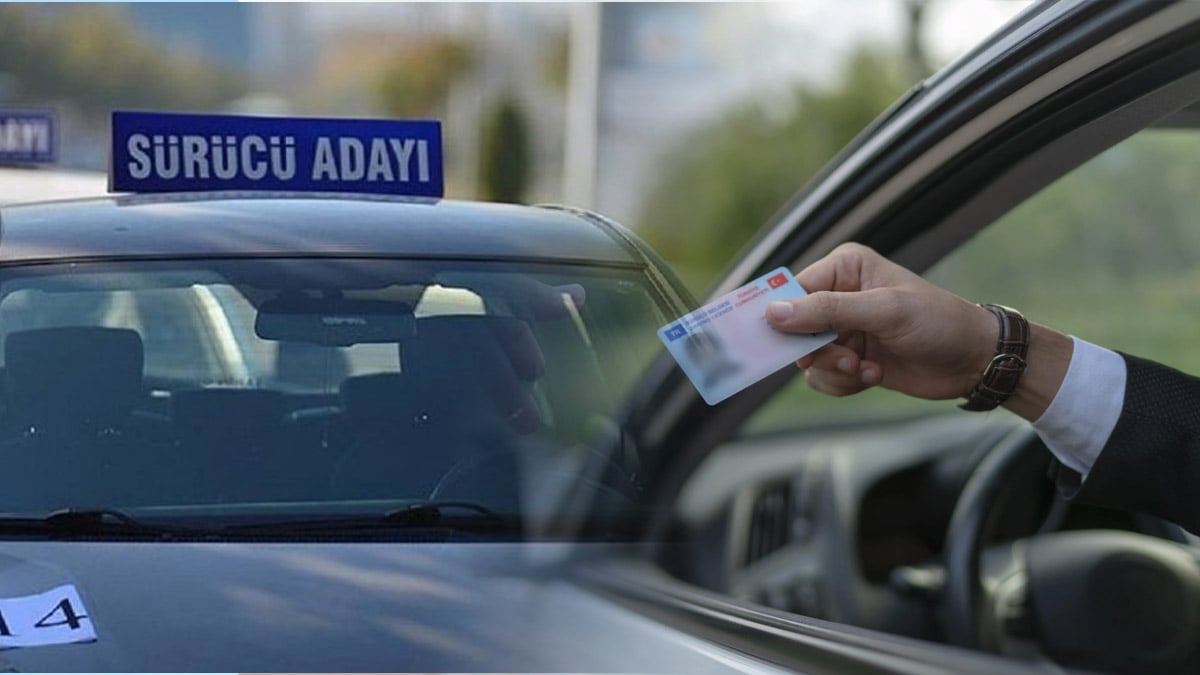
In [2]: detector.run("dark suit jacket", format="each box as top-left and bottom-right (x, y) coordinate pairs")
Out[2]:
(1053, 353), (1200, 534)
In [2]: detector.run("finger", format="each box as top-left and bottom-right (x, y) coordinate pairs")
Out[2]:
(805, 342), (861, 375)
(840, 329), (864, 351)
(796, 331), (858, 369)
(804, 367), (871, 397)
(805, 355), (883, 395)
(794, 242), (880, 293)
(859, 360), (882, 386)
(767, 287), (900, 335)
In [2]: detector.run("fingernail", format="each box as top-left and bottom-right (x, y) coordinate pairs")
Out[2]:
(837, 357), (853, 374)
(767, 302), (794, 321)
(860, 368), (878, 385)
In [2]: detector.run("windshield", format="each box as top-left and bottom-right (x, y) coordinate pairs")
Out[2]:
(0, 257), (669, 537)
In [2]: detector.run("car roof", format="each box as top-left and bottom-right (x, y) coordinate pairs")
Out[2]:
(0, 193), (643, 266)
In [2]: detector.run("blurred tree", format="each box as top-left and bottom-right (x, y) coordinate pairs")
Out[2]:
(376, 37), (474, 118)
(478, 95), (532, 203)
(541, 31), (571, 94)
(903, 0), (933, 83)
(637, 48), (911, 293)
(0, 5), (244, 116)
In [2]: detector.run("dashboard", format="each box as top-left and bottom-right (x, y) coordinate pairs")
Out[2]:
(658, 412), (1147, 642)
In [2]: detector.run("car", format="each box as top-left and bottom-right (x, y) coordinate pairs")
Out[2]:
(3, 2), (1200, 674)
(0, 155), (741, 670)
(594, 1), (1200, 674)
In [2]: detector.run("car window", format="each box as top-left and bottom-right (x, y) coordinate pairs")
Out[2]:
(927, 128), (1200, 373)
(744, 127), (1200, 433)
(0, 257), (669, 532)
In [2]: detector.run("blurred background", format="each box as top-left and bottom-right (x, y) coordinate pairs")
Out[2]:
(0, 1), (1028, 295)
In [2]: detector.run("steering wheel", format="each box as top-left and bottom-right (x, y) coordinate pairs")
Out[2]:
(942, 425), (1200, 674)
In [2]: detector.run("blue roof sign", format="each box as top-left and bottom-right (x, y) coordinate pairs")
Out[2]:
(110, 111), (443, 198)
(0, 110), (56, 164)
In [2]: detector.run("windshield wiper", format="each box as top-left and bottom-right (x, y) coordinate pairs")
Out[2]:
(222, 500), (519, 535)
(0, 508), (208, 539)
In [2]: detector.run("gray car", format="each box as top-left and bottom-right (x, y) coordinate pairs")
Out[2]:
(0, 193), (751, 671)
(3, 1), (1200, 673)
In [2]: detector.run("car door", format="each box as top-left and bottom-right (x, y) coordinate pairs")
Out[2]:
(579, 2), (1200, 674)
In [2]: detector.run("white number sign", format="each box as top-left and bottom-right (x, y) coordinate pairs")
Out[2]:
(0, 585), (96, 649)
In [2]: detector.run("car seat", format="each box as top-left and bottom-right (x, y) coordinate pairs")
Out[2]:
(0, 326), (151, 512)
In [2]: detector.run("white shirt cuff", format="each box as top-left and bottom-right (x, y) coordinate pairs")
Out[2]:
(1032, 336), (1125, 478)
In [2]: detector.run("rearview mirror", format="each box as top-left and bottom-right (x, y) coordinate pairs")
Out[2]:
(255, 297), (415, 346)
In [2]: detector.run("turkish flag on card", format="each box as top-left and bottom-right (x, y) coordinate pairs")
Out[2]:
(767, 273), (789, 289)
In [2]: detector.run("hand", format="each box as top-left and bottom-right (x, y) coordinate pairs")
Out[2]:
(764, 243), (999, 401)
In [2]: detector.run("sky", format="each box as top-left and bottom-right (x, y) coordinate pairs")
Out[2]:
(769, 0), (1033, 85)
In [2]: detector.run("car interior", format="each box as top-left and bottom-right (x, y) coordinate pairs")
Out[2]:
(0, 262), (671, 529)
(629, 49), (1200, 675)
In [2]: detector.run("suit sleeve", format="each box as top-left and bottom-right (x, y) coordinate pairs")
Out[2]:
(1053, 352), (1200, 534)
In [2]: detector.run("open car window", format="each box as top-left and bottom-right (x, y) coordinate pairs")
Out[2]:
(668, 121), (1200, 656)
(743, 127), (1200, 434)
(927, 128), (1200, 373)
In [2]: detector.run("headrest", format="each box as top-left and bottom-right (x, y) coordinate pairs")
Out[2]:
(171, 388), (285, 440)
(273, 341), (350, 391)
(339, 373), (415, 428)
(400, 316), (541, 434)
(5, 326), (144, 434)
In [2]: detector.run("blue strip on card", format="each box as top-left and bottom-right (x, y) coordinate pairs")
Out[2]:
(110, 111), (443, 198)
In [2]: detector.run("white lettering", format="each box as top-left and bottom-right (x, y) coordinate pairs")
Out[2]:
(389, 139), (414, 182)
(0, 120), (50, 154)
(312, 138), (338, 180)
(270, 136), (296, 180)
(127, 135), (152, 179)
(180, 136), (208, 179)
(338, 138), (365, 181)
(212, 136), (237, 180)
(152, 135), (179, 180)
(29, 123), (50, 153)
(242, 135), (268, 180)
(416, 139), (429, 183)
(366, 139), (394, 182)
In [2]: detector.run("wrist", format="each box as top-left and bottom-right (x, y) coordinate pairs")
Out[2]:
(1002, 322), (1072, 422)
(959, 304), (1029, 411)
(961, 302), (1001, 396)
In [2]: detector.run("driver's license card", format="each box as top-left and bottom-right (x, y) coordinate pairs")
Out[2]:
(658, 267), (836, 405)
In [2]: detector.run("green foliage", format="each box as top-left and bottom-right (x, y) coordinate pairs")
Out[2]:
(478, 95), (532, 204)
(376, 38), (474, 118)
(0, 6), (245, 115)
(638, 48), (912, 294)
(927, 130), (1200, 373)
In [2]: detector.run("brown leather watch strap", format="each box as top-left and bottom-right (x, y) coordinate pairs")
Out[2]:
(960, 304), (1029, 412)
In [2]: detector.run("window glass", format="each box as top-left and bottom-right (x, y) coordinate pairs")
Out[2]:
(0, 258), (668, 533)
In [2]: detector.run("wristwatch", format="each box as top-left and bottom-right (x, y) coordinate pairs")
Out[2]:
(960, 304), (1029, 412)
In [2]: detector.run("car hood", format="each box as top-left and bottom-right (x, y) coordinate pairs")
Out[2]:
(0, 541), (776, 673)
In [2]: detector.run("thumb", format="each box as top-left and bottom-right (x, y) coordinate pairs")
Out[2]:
(766, 289), (899, 335)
